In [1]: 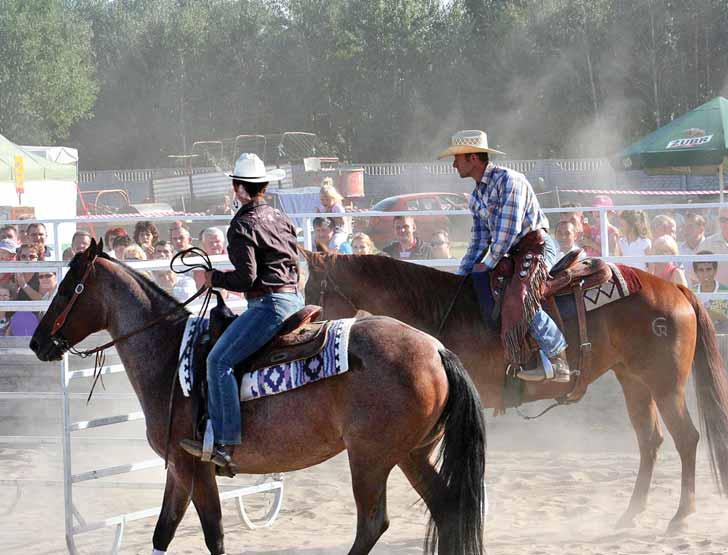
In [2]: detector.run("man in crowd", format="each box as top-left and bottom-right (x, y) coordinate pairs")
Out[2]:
(313, 217), (352, 253)
(26, 222), (53, 259)
(200, 227), (227, 255)
(0, 225), (19, 243)
(703, 206), (728, 285)
(62, 230), (93, 261)
(439, 129), (569, 382)
(679, 212), (707, 285)
(383, 215), (432, 260)
(169, 222), (193, 252)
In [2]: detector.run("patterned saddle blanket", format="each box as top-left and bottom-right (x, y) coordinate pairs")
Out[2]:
(178, 316), (356, 402)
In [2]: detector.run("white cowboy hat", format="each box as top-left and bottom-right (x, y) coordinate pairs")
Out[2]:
(437, 130), (506, 158)
(229, 153), (285, 183)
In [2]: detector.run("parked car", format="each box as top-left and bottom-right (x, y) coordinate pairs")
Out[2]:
(359, 192), (470, 247)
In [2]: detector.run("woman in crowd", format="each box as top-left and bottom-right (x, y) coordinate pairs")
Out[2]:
(649, 235), (688, 286)
(10, 243), (44, 336)
(351, 232), (376, 255)
(618, 210), (651, 270)
(104, 227), (129, 256)
(133, 221), (159, 258)
(123, 243), (152, 279)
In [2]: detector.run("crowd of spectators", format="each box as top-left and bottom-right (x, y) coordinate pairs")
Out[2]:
(556, 196), (728, 327)
(4, 186), (728, 335)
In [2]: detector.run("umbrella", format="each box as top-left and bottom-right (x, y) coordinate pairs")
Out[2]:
(615, 96), (728, 200)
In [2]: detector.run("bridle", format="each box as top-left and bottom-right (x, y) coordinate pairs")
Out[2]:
(49, 249), (209, 358)
(316, 268), (358, 320)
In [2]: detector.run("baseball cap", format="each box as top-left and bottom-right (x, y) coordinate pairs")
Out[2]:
(0, 239), (19, 253)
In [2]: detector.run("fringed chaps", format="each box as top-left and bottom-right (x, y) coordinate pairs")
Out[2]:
(499, 229), (549, 365)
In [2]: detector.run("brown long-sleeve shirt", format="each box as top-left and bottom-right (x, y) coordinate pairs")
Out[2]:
(210, 200), (299, 294)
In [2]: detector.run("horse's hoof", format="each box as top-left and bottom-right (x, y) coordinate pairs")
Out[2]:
(666, 519), (688, 536)
(615, 514), (636, 529)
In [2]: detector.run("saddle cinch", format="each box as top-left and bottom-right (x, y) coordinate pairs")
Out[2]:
(487, 233), (613, 406)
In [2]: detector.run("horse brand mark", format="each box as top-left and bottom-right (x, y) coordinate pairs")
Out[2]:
(652, 317), (668, 336)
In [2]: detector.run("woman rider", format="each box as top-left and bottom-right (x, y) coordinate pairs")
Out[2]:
(181, 153), (303, 472)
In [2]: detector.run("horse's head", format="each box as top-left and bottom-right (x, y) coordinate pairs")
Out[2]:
(30, 238), (109, 361)
(301, 248), (360, 319)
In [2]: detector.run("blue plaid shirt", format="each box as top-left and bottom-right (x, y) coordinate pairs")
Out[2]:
(457, 164), (550, 275)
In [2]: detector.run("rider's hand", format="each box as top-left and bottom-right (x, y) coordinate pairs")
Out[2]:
(204, 270), (214, 288)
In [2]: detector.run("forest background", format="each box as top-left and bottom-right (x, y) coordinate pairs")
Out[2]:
(2, 0), (728, 169)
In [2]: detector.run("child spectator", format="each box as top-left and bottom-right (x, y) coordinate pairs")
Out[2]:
(582, 195), (620, 256)
(618, 210), (651, 270)
(649, 235), (687, 286)
(351, 232), (377, 255)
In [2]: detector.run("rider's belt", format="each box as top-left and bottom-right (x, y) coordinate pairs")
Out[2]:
(246, 285), (299, 299)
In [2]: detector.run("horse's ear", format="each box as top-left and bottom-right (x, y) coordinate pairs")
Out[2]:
(96, 237), (104, 255)
(82, 239), (97, 261)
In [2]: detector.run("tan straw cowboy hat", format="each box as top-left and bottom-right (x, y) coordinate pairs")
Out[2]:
(437, 129), (506, 158)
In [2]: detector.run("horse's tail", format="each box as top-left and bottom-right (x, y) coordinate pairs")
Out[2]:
(426, 348), (486, 555)
(680, 285), (728, 494)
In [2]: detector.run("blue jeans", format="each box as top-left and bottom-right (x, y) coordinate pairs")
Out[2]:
(207, 292), (304, 445)
(528, 234), (567, 357)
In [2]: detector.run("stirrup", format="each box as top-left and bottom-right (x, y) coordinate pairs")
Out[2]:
(179, 439), (239, 475)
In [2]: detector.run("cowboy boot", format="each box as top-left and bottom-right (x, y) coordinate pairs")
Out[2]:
(516, 350), (572, 383)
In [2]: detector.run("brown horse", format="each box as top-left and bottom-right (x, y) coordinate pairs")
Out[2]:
(302, 250), (728, 533)
(29, 241), (487, 555)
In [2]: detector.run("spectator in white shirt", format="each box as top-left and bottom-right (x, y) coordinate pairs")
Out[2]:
(618, 210), (652, 270)
(679, 212), (707, 285)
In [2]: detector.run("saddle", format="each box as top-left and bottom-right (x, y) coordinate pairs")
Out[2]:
(206, 294), (330, 372)
(487, 236), (612, 406)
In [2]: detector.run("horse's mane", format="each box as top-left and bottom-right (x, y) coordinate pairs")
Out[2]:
(95, 253), (185, 309)
(311, 252), (463, 329)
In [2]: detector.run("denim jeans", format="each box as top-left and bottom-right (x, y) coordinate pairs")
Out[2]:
(207, 291), (304, 445)
(528, 234), (568, 357)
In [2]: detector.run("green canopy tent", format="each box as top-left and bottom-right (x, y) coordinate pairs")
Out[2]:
(615, 96), (728, 201)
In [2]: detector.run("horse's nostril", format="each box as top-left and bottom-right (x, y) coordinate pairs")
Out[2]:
(29, 338), (38, 353)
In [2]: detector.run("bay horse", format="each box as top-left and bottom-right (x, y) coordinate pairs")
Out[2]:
(29, 240), (487, 555)
(302, 250), (728, 533)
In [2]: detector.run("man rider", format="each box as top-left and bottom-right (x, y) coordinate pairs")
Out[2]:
(181, 153), (303, 471)
(438, 130), (571, 383)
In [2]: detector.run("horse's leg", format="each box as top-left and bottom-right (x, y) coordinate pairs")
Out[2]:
(152, 467), (193, 553)
(653, 389), (700, 533)
(190, 462), (226, 554)
(614, 370), (664, 528)
(347, 446), (394, 555)
(398, 444), (454, 555)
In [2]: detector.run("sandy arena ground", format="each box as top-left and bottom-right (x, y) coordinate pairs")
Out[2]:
(4, 369), (728, 555)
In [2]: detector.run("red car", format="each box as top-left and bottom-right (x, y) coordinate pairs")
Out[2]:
(360, 192), (470, 247)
